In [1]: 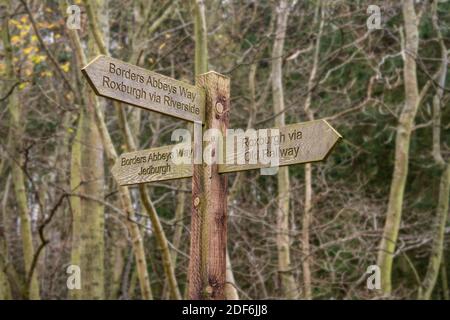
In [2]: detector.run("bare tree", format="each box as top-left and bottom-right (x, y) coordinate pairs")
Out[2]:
(271, 0), (299, 299)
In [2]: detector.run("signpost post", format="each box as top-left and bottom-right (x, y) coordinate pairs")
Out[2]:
(189, 72), (230, 300)
(82, 55), (342, 300)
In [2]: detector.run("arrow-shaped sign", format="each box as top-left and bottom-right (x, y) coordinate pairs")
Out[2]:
(219, 119), (342, 173)
(111, 120), (341, 186)
(111, 144), (193, 186)
(82, 55), (205, 123)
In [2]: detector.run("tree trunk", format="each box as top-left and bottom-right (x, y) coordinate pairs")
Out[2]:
(225, 251), (239, 300)
(70, 107), (105, 299)
(2, 9), (40, 300)
(377, 0), (420, 296)
(301, 2), (324, 300)
(419, 164), (450, 299)
(0, 240), (12, 299)
(0, 175), (12, 299)
(69, 20), (106, 298)
(71, 2), (110, 299)
(440, 255), (449, 300)
(69, 109), (82, 299)
(418, 2), (449, 299)
(271, 0), (299, 299)
(162, 179), (186, 299)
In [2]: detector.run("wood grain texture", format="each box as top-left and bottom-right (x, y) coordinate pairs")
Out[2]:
(189, 71), (229, 300)
(82, 55), (205, 123)
(111, 144), (192, 186)
(219, 119), (342, 173)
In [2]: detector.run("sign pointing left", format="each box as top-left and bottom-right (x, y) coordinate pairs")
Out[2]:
(111, 143), (192, 186)
(82, 55), (205, 123)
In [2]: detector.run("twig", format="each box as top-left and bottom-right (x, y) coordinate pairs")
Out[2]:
(25, 192), (68, 298)
(0, 81), (22, 101)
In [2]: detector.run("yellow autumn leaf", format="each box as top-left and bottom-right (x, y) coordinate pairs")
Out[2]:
(16, 24), (27, 31)
(20, 16), (27, 24)
(19, 83), (28, 90)
(159, 43), (166, 50)
(23, 46), (35, 55)
(11, 35), (20, 45)
(55, 34), (61, 40)
(61, 62), (70, 73)
(20, 29), (29, 37)
(32, 55), (46, 64)
(31, 35), (38, 42)
(42, 70), (53, 77)
(10, 19), (19, 26)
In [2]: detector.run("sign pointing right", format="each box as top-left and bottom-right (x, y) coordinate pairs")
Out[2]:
(219, 119), (342, 173)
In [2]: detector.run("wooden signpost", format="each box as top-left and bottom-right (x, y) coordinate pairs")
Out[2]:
(82, 55), (342, 300)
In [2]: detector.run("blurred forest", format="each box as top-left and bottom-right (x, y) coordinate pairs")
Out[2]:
(0, 0), (449, 300)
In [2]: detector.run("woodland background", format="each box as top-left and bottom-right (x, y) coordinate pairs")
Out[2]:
(0, 0), (449, 300)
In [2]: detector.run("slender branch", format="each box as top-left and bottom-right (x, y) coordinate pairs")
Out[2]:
(25, 192), (68, 298)
(0, 81), (22, 102)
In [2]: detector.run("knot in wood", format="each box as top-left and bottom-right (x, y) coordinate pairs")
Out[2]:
(215, 101), (224, 114)
(205, 285), (213, 295)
